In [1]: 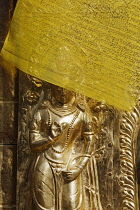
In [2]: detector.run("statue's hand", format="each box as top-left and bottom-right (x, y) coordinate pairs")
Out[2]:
(50, 122), (61, 139)
(50, 122), (68, 141)
(62, 168), (81, 182)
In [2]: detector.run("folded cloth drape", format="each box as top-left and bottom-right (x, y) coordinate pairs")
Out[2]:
(1, 0), (140, 111)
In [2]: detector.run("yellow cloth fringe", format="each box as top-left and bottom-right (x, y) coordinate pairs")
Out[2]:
(1, 0), (140, 111)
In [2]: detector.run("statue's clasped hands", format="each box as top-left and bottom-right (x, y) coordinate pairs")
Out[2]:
(62, 167), (81, 182)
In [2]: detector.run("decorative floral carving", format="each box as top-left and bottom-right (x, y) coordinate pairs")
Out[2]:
(120, 100), (140, 210)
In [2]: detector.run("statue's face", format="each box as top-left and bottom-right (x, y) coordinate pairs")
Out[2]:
(51, 85), (75, 105)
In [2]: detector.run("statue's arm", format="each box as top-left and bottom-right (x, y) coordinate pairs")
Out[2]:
(29, 110), (54, 152)
(77, 130), (94, 171)
(62, 112), (94, 182)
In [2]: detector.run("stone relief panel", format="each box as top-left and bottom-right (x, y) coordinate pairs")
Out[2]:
(18, 71), (140, 209)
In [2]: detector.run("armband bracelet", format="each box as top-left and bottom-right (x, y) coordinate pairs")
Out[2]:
(83, 131), (94, 136)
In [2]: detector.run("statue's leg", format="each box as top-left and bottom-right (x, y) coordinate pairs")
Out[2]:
(62, 174), (85, 210)
(31, 153), (55, 210)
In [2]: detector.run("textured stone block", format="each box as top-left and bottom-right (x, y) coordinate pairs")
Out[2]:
(0, 63), (18, 101)
(0, 102), (18, 144)
(0, 145), (17, 206)
(0, 0), (16, 40)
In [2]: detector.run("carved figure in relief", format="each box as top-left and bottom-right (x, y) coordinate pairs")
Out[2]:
(29, 84), (102, 210)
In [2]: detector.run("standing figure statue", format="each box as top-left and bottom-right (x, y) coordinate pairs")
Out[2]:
(29, 84), (102, 210)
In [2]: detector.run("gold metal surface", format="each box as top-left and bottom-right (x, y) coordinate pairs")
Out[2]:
(17, 71), (140, 210)
(23, 82), (102, 209)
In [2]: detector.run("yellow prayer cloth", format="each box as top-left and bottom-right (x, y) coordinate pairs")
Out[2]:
(1, 0), (140, 111)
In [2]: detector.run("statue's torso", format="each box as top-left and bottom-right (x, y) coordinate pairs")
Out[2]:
(44, 104), (85, 165)
(30, 101), (98, 210)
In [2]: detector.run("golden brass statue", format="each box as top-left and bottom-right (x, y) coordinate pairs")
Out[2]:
(29, 84), (102, 210)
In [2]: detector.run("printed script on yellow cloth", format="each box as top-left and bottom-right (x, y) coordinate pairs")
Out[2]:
(1, 0), (140, 111)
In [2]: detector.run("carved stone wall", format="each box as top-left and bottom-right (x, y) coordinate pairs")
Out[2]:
(0, 0), (17, 209)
